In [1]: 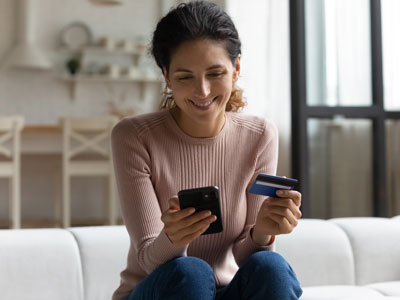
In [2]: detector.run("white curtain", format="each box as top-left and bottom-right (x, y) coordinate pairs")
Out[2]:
(306, 0), (373, 218)
(382, 0), (400, 111)
(308, 119), (373, 218)
(225, 0), (292, 176)
(386, 121), (400, 216)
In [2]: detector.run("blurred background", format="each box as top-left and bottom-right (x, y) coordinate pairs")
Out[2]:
(0, 0), (398, 228)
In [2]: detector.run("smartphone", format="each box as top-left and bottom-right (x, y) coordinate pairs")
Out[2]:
(178, 186), (223, 235)
(249, 173), (299, 197)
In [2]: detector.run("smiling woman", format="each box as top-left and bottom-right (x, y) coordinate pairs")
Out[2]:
(111, 1), (303, 300)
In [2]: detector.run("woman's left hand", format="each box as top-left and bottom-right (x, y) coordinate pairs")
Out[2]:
(252, 190), (302, 246)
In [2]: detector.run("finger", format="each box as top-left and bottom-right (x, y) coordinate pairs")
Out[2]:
(268, 213), (294, 234)
(267, 198), (302, 219)
(181, 210), (213, 228)
(176, 215), (217, 239)
(168, 196), (180, 210)
(268, 206), (298, 226)
(177, 223), (210, 246)
(163, 211), (215, 241)
(179, 216), (215, 243)
(162, 207), (195, 224)
(276, 190), (301, 206)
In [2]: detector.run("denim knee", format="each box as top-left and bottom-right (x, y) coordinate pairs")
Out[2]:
(166, 256), (216, 299)
(125, 257), (216, 300)
(169, 256), (214, 282)
(245, 251), (295, 280)
(244, 251), (302, 298)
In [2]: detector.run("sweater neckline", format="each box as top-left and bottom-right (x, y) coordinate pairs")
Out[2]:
(166, 109), (231, 145)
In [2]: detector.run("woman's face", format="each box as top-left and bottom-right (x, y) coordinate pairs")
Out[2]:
(163, 38), (240, 137)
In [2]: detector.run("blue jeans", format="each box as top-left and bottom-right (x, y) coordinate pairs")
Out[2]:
(123, 251), (302, 300)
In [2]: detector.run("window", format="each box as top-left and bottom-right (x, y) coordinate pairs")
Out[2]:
(290, 0), (400, 218)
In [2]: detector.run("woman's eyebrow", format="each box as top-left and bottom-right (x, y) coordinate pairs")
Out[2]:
(173, 64), (225, 73)
(174, 68), (192, 73)
(206, 64), (224, 70)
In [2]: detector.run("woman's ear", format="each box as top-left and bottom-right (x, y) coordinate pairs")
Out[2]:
(233, 55), (241, 82)
(162, 68), (171, 88)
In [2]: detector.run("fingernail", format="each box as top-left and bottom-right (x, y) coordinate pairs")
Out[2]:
(277, 190), (284, 196)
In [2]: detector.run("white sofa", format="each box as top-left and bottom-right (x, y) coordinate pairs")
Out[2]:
(0, 216), (399, 300)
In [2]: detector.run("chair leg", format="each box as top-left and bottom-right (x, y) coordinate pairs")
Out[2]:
(107, 175), (117, 225)
(10, 176), (21, 229)
(54, 169), (62, 227)
(62, 173), (71, 228)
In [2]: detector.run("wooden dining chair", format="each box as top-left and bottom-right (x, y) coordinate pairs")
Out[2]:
(0, 116), (24, 229)
(60, 116), (118, 228)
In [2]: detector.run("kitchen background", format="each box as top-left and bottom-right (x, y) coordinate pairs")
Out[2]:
(0, 0), (292, 226)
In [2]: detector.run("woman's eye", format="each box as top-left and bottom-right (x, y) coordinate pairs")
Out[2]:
(208, 73), (223, 77)
(178, 76), (192, 81)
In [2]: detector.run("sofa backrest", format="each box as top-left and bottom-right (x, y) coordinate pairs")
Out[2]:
(68, 226), (130, 300)
(330, 217), (400, 285)
(275, 219), (355, 287)
(0, 228), (84, 300)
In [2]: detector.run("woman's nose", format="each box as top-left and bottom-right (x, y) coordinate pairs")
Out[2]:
(193, 78), (211, 97)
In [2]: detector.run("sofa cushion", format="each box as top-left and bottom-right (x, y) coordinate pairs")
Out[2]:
(366, 281), (400, 296)
(301, 285), (383, 300)
(0, 228), (83, 300)
(68, 226), (130, 300)
(331, 218), (400, 285)
(276, 219), (355, 287)
(337, 297), (400, 300)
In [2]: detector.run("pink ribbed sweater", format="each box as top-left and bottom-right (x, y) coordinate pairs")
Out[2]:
(111, 109), (279, 300)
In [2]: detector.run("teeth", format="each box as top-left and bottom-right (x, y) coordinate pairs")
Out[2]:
(192, 98), (215, 107)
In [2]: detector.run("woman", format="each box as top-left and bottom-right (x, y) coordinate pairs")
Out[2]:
(112, 1), (303, 299)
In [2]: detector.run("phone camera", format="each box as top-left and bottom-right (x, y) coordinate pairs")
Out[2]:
(204, 191), (216, 200)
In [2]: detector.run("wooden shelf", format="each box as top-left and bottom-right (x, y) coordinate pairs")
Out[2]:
(61, 74), (161, 83)
(61, 44), (161, 100)
(60, 46), (146, 56)
(60, 74), (162, 99)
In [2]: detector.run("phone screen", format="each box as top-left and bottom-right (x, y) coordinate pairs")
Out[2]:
(178, 186), (223, 235)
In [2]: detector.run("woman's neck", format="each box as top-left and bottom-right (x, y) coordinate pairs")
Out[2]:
(170, 108), (226, 138)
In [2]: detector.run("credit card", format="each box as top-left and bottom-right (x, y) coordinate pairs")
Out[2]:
(249, 173), (299, 197)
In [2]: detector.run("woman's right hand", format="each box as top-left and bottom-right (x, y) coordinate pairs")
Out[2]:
(161, 196), (217, 247)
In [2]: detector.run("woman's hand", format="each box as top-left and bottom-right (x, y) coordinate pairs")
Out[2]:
(161, 196), (217, 247)
(252, 190), (302, 246)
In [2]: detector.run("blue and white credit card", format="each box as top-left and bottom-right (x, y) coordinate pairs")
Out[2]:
(249, 173), (299, 197)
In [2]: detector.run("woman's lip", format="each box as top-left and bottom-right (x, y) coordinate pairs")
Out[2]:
(189, 96), (218, 107)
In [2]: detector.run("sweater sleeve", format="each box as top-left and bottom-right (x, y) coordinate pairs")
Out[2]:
(111, 118), (188, 274)
(232, 119), (279, 266)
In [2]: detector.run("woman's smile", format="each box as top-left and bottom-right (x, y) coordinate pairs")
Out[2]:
(188, 96), (218, 110)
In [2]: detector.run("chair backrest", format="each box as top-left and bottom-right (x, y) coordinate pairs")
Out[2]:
(0, 116), (24, 161)
(61, 116), (118, 161)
